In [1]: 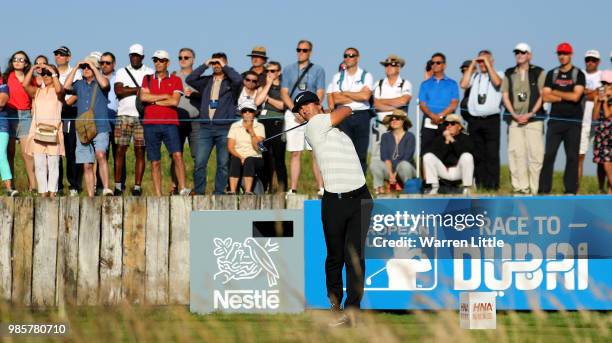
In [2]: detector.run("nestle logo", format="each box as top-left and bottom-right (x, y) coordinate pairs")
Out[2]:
(213, 290), (280, 310)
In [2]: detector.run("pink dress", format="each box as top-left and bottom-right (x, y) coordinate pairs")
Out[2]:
(25, 87), (65, 156)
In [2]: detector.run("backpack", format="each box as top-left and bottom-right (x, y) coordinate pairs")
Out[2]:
(337, 69), (367, 92)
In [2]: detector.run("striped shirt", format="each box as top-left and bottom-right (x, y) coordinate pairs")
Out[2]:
(304, 114), (365, 193)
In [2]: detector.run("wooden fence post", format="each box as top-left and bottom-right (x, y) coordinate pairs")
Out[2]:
(77, 197), (102, 305)
(169, 196), (191, 305)
(11, 197), (33, 305)
(122, 197), (147, 304)
(0, 197), (13, 301)
(100, 197), (123, 305)
(145, 197), (169, 305)
(32, 198), (59, 307)
(56, 197), (79, 306)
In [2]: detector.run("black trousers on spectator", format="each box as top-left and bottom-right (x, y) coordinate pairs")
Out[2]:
(420, 127), (439, 155)
(321, 184), (372, 309)
(58, 121), (83, 192)
(262, 118), (287, 192)
(539, 121), (581, 194)
(469, 114), (500, 190)
(338, 110), (371, 173)
(229, 156), (264, 178)
(96, 122), (125, 191)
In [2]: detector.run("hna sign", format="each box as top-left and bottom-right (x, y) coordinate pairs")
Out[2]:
(460, 292), (496, 329)
(453, 243), (588, 293)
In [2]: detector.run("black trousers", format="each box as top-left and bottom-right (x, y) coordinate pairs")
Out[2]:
(96, 122), (125, 191)
(420, 127), (439, 155)
(321, 184), (372, 309)
(539, 121), (581, 194)
(229, 156), (264, 178)
(58, 121), (83, 192)
(469, 114), (500, 190)
(262, 118), (287, 192)
(338, 110), (371, 173)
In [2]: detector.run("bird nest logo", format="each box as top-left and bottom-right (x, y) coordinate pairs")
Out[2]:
(213, 237), (280, 287)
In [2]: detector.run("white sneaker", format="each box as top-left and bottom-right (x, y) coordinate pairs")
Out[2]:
(102, 188), (114, 196)
(317, 187), (324, 197)
(425, 186), (439, 195)
(285, 189), (296, 199)
(462, 187), (472, 196)
(69, 189), (79, 197)
(179, 188), (192, 196)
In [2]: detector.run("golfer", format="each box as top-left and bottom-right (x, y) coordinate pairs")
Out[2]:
(292, 91), (373, 327)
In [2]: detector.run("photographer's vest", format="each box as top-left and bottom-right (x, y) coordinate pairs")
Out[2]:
(504, 65), (545, 121)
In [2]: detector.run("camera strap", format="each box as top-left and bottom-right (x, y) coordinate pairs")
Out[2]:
(290, 63), (313, 99)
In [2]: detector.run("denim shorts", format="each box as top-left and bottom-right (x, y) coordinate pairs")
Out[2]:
(7, 108), (32, 139)
(76, 131), (110, 164)
(143, 124), (181, 161)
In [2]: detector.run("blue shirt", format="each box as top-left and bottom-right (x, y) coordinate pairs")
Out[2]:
(380, 131), (416, 170)
(281, 62), (325, 100)
(73, 79), (111, 133)
(418, 75), (459, 115)
(0, 84), (9, 133)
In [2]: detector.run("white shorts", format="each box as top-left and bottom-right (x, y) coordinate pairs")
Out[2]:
(579, 124), (595, 155)
(284, 110), (311, 152)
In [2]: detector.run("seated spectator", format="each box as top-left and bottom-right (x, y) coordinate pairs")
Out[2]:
(227, 101), (265, 194)
(22, 63), (65, 197)
(63, 56), (113, 197)
(370, 109), (416, 195)
(423, 114), (474, 195)
(592, 70), (612, 193)
(139, 50), (189, 196)
(0, 71), (18, 196)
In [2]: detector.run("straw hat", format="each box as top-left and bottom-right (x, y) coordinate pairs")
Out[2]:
(382, 109), (412, 129)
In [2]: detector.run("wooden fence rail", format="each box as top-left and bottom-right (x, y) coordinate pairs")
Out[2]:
(0, 194), (307, 307)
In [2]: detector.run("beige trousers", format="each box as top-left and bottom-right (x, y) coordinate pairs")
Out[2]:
(507, 120), (544, 194)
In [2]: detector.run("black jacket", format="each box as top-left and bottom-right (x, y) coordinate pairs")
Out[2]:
(186, 64), (243, 129)
(429, 132), (474, 167)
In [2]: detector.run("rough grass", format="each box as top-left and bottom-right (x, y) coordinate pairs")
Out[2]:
(0, 303), (610, 342)
(9, 142), (604, 196)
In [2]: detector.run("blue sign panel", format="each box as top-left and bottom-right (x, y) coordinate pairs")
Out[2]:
(304, 197), (612, 310)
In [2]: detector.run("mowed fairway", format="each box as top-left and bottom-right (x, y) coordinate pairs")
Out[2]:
(0, 304), (610, 342)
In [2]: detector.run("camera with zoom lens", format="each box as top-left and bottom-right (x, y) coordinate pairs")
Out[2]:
(517, 92), (528, 102)
(478, 94), (487, 105)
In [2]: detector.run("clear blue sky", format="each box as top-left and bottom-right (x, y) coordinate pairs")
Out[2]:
(3, 0), (611, 173)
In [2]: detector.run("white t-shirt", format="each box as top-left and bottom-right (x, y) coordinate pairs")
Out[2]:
(467, 71), (503, 116)
(59, 65), (82, 102)
(372, 76), (412, 120)
(583, 70), (602, 126)
(327, 67), (373, 111)
(304, 113), (365, 193)
(115, 64), (154, 117)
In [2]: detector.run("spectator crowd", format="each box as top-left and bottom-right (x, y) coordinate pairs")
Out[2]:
(0, 41), (611, 197)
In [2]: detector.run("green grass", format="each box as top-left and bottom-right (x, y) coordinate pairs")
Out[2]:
(9, 142), (605, 196)
(0, 304), (610, 342)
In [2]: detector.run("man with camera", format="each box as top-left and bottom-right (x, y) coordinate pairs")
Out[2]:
(186, 52), (243, 195)
(460, 50), (503, 191)
(501, 43), (546, 195)
(63, 57), (113, 197)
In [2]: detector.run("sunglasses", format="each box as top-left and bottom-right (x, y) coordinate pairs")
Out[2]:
(585, 57), (599, 63)
(54, 52), (69, 57)
(557, 52), (570, 56)
(431, 61), (445, 65)
(267, 69), (279, 73)
(99, 61), (113, 66)
(447, 122), (460, 126)
(390, 116), (403, 121)
(12, 57), (26, 63)
(296, 48), (310, 53)
(384, 62), (400, 67)
(152, 57), (168, 63)
(343, 53), (358, 58)
(241, 109), (256, 114)
(40, 70), (53, 77)
(178, 56), (192, 61)
(514, 50), (528, 55)
(245, 78), (258, 83)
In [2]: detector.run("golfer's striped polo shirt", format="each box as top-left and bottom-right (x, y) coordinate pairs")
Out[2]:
(304, 113), (365, 193)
